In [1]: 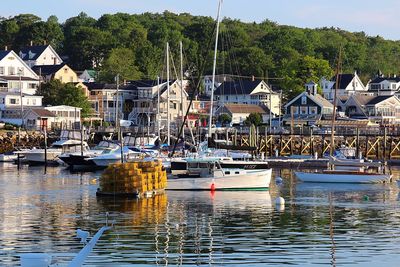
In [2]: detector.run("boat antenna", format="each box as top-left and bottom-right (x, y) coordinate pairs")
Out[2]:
(330, 46), (342, 156)
(208, 0), (223, 138)
(170, 0), (223, 157)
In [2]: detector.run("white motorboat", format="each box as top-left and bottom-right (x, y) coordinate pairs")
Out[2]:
(58, 140), (120, 170)
(0, 152), (18, 162)
(15, 130), (89, 165)
(89, 146), (143, 167)
(295, 170), (392, 184)
(167, 158), (272, 190)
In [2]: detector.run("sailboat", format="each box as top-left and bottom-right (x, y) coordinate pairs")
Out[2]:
(167, 0), (272, 190)
(295, 48), (392, 184)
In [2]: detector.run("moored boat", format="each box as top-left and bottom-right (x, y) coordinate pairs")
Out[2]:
(295, 170), (392, 184)
(167, 158), (272, 190)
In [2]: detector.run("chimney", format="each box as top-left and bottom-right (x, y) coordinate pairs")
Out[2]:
(30, 40), (33, 46)
(4, 46), (7, 51)
(251, 75), (255, 82)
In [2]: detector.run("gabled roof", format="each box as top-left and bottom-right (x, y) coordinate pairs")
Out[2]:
(285, 92), (334, 109)
(0, 50), (11, 61)
(350, 95), (375, 106)
(221, 103), (269, 114)
(365, 95), (393, 106)
(32, 63), (67, 76)
(370, 76), (400, 84)
(86, 70), (96, 78)
(19, 45), (49, 60)
(331, 74), (354, 89)
(214, 79), (265, 95)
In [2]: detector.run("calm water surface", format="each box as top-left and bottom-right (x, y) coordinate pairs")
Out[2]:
(1, 164), (400, 266)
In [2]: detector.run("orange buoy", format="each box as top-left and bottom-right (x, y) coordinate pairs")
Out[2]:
(210, 183), (215, 191)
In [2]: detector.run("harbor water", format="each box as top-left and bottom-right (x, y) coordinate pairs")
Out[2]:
(1, 164), (400, 266)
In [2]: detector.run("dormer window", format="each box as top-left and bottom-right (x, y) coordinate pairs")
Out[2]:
(301, 96), (307, 105)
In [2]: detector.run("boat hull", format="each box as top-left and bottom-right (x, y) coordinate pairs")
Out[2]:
(295, 171), (392, 184)
(167, 169), (272, 190)
(20, 150), (61, 165)
(170, 160), (269, 176)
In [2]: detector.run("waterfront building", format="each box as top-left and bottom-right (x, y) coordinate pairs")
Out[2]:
(284, 82), (334, 126)
(23, 108), (57, 130)
(19, 44), (63, 68)
(0, 50), (40, 95)
(320, 72), (367, 102)
(127, 79), (190, 130)
(335, 94), (400, 125)
(44, 105), (82, 129)
(367, 74), (400, 96)
(215, 103), (271, 125)
(213, 78), (281, 117)
(32, 63), (79, 83)
(0, 92), (43, 126)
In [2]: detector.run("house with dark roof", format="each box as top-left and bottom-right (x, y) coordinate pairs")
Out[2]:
(367, 75), (400, 96)
(320, 72), (367, 102)
(340, 94), (400, 124)
(284, 82), (334, 125)
(203, 74), (233, 96)
(215, 103), (271, 125)
(32, 63), (78, 83)
(213, 79), (281, 116)
(23, 108), (57, 130)
(0, 50), (40, 95)
(19, 44), (62, 67)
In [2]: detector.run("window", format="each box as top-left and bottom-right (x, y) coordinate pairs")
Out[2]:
(392, 84), (396, 90)
(8, 66), (15, 75)
(28, 83), (37, 89)
(291, 106), (299, 114)
(64, 68), (68, 73)
(225, 96), (228, 101)
(0, 67), (4, 75)
(32, 99), (36, 105)
(309, 106), (317, 114)
(300, 106), (308, 114)
(108, 102), (114, 108)
(301, 96), (307, 105)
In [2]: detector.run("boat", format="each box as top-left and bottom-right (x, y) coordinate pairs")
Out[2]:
(295, 170), (392, 184)
(0, 152), (18, 162)
(89, 146), (143, 168)
(167, 158), (272, 190)
(58, 140), (120, 170)
(15, 130), (88, 165)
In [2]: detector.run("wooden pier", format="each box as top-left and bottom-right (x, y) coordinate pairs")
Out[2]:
(212, 127), (400, 161)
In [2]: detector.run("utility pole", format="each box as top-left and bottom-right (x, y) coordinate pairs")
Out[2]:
(157, 76), (160, 139)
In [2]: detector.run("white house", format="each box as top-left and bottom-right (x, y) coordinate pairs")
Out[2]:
(0, 92), (43, 125)
(320, 72), (367, 101)
(45, 105), (82, 129)
(215, 103), (271, 125)
(213, 79), (281, 116)
(367, 75), (400, 96)
(0, 50), (40, 95)
(19, 44), (63, 67)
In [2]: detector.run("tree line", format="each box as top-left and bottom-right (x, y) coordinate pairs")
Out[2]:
(1, 11), (400, 97)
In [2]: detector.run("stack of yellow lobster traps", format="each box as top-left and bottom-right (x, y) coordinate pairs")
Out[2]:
(96, 160), (167, 198)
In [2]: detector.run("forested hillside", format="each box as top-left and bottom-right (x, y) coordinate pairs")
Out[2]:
(1, 11), (400, 95)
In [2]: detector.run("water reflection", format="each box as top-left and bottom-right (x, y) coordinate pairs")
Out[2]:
(1, 166), (400, 266)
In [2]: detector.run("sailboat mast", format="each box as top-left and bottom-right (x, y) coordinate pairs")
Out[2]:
(157, 76), (161, 140)
(208, 0), (223, 138)
(180, 41), (184, 141)
(330, 47), (342, 156)
(166, 42), (170, 146)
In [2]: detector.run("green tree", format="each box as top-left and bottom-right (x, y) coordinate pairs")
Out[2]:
(244, 113), (263, 127)
(36, 80), (92, 117)
(99, 47), (142, 82)
(217, 114), (232, 124)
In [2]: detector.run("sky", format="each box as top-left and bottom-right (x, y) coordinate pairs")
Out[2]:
(3, 0), (400, 40)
